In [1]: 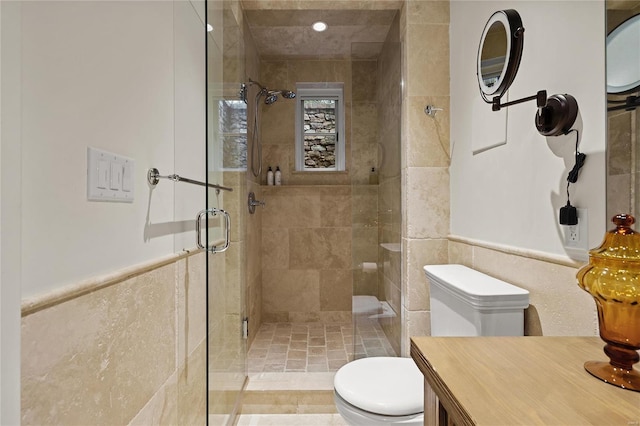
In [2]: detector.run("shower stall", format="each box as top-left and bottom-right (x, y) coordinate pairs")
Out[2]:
(204, 1), (403, 423)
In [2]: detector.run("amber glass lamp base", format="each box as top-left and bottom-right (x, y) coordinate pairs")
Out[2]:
(584, 342), (640, 391)
(584, 361), (640, 392)
(577, 215), (640, 392)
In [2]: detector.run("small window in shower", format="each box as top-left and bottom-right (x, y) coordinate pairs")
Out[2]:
(295, 83), (345, 171)
(217, 99), (247, 171)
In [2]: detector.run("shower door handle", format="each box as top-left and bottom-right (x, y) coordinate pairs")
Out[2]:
(196, 208), (231, 253)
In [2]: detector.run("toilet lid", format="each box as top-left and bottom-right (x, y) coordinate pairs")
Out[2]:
(334, 357), (424, 416)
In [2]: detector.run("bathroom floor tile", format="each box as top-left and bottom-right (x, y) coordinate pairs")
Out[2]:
(248, 322), (396, 373)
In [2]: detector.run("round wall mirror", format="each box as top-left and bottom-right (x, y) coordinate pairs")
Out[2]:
(607, 13), (640, 94)
(477, 9), (524, 102)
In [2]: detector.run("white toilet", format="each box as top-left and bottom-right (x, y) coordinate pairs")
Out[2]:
(334, 264), (530, 425)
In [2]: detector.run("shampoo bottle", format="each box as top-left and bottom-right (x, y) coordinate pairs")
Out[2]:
(267, 166), (274, 185)
(275, 166), (282, 186)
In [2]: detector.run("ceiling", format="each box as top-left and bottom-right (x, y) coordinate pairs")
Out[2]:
(244, 9), (398, 59)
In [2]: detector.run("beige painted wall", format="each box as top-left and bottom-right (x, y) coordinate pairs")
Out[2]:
(1, 1), (22, 421)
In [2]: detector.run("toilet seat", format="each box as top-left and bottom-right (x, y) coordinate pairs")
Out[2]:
(334, 357), (423, 416)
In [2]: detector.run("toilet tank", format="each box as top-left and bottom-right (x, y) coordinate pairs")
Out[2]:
(424, 264), (529, 337)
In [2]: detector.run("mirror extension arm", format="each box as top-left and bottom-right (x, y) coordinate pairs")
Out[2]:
(491, 89), (547, 111)
(491, 89), (579, 137)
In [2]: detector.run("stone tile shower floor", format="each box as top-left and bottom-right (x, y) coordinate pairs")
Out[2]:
(248, 322), (397, 373)
(239, 322), (396, 422)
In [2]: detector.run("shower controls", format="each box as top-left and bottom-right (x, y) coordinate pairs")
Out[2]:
(87, 147), (135, 203)
(248, 192), (265, 215)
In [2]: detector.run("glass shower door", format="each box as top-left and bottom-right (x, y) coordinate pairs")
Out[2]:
(206, 1), (248, 424)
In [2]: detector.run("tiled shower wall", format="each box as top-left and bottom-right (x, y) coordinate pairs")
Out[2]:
(261, 185), (353, 322)
(245, 23), (263, 345)
(258, 57), (381, 321)
(21, 252), (210, 425)
(376, 9), (403, 355)
(400, 1), (451, 355)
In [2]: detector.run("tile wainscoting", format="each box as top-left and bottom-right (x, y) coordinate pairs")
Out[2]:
(448, 236), (598, 337)
(21, 250), (208, 425)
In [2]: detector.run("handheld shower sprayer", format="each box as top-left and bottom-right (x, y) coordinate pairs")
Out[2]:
(243, 79), (297, 177)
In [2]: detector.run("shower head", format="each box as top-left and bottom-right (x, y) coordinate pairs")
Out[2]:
(264, 94), (279, 105)
(263, 89), (296, 104)
(246, 79), (296, 105)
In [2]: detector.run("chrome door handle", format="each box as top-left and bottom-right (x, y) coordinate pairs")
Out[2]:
(196, 208), (230, 253)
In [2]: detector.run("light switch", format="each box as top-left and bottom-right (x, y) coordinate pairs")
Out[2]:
(122, 162), (133, 192)
(97, 160), (109, 189)
(110, 162), (122, 190)
(87, 147), (135, 202)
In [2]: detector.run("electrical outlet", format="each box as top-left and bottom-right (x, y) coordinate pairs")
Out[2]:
(564, 208), (589, 261)
(567, 224), (579, 243)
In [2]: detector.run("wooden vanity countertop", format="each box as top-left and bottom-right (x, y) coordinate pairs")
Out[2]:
(410, 336), (640, 425)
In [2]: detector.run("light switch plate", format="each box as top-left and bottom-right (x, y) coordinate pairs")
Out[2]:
(87, 147), (135, 202)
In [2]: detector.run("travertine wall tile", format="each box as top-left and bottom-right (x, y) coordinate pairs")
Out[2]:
(352, 60), (378, 101)
(245, 13), (262, 345)
(406, 0), (449, 25)
(320, 192), (352, 227)
(376, 9), (403, 352)
(262, 269), (321, 314)
(177, 252), (207, 367)
(262, 228), (290, 269)
(448, 240), (473, 266)
(406, 96), (450, 167)
(261, 100), (296, 145)
(225, 242), (245, 314)
(351, 102), (378, 145)
(472, 246), (597, 337)
(129, 372), (178, 425)
(353, 269), (378, 296)
(289, 228), (352, 270)
(404, 167), (450, 239)
(320, 269), (353, 311)
(352, 185), (378, 227)
(405, 23), (449, 97)
(22, 264), (177, 426)
(262, 193), (322, 228)
(403, 238), (448, 311)
(262, 185), (354, 318)
(177, 341), (207, 425)
(352, 227), (379, 267)
(402, 308), (430, 356)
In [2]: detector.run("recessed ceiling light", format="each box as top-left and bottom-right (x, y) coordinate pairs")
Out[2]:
(207, 24), (213, 32)
(312, 21), (328, 32)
